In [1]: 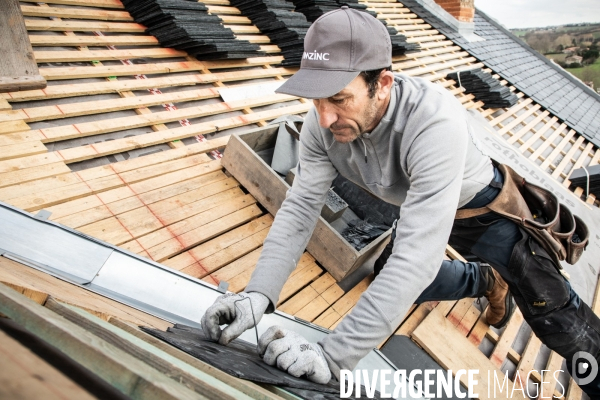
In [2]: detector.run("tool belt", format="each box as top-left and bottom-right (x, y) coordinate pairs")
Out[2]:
(455, 162), (589, 269)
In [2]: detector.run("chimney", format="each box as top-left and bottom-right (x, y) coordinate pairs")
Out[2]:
(433, 0), (474, 23)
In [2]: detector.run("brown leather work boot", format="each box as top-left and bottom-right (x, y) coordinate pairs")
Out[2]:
(481, 264), (515, 329)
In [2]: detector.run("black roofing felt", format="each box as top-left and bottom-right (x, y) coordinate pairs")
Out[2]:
(142, 324), (383, 399)
(399, 0), (600, 147)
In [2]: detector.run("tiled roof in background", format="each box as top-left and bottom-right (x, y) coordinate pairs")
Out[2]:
(400, 0), (600, 147)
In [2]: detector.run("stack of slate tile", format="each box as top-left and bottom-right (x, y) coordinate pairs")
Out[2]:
(569, 165), (600, 198)
(386, 25), (420, 55)
(121, 0), (264, 60)
(341, 219), (390, 251)
(447, 68), (519, 109)
(332, 174), (399, 227)
(229, 0), (311, 66)
(290, 1), (419, 56)
(291, 0), (339, 22)
(291, 0), (373, 22)
(340, 0), (385, 22)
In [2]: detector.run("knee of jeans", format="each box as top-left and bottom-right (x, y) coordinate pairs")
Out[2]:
(540, 330), (600, 363)
(507, 231), (570, 316)
(528, 298), (600, 362)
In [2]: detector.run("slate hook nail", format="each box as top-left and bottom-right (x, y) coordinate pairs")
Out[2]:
(234, 296), (260, 353)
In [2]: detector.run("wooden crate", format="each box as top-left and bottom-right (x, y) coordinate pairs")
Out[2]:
(0, 0), (46, 93)
(222, 125), (391, 281)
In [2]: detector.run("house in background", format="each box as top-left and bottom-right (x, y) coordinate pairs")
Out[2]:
(564, 46), (580, 54)
(566, 54), (584, 65)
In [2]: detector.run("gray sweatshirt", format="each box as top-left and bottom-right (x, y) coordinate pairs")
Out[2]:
(245, 74), (493, 378)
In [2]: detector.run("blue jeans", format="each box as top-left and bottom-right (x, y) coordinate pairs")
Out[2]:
(413, 167), (600, 397)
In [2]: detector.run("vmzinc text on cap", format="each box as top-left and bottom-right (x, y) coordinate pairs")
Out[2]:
(340, 369), (479, 398)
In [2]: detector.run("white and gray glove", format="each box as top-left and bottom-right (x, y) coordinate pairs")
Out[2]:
(258, 325), (332, 384)
(201, 292), (269, 345)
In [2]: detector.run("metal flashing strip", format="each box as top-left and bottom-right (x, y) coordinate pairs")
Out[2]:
(218, 81), (284, 102)
(0, 249), (95, 286)
(0, 205), (113, 284)
(0, 201), (425, 399)
(34, 209), (52, 221)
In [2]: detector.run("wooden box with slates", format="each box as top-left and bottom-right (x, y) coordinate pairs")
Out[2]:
(222, 125), (392, 281)
(0, 0), (47, 93)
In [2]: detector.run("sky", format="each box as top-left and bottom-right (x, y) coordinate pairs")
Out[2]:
(475, 0), (600, 29)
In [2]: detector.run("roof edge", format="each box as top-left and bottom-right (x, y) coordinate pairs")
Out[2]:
(474, 7), (600, 101)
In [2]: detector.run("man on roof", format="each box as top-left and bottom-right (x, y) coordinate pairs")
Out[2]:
(201, 7), (600, 396)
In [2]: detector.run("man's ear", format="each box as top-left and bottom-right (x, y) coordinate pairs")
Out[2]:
(377, 71), (395, 101)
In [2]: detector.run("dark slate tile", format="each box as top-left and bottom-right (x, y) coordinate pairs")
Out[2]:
(538, 87), (555, 99)
(581, 116), (594, 127)
(581, 111), (595, 123)
(548, 104), (562, 114)
(569, 117), (589, 128)
(553, 102), (569, 113)
(579, 121), (593, 132)
(545, 95), (563, 107)
(581, 131), (595, 141)
(572, 109), (587, 120)
(574, 123), (589, 134)
(581, 97), (597, 112)
(570, 96), (586, 109)
(531, 83), (547, 95)
(563, 106), (579, 119)
(509, 74), (523, 82)
(588, 105), (600, 119)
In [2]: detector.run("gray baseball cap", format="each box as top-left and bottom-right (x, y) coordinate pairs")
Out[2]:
(276, 6), (392, 99)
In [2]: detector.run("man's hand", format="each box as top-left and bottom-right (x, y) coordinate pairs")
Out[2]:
(201, 292), (269, 345)
(258, 325), (332, 384)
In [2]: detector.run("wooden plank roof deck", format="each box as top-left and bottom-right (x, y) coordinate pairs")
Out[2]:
(0, 0), (596, 398)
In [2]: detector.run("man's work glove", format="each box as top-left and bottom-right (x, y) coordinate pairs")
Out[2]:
(258, 325), (332, 384)
(201, 292), (269, 345)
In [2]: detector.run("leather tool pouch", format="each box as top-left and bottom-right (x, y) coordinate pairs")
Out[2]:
(569, 214), (589, 264)
(455, 162), (589, 269)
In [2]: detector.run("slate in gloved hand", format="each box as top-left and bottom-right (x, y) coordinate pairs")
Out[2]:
(259, 325), (332, 384)
(201, 292), (270, 345)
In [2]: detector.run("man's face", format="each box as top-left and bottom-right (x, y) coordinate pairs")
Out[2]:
(312, 74), (384, 143)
